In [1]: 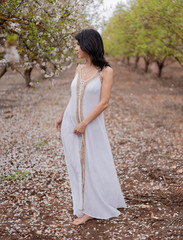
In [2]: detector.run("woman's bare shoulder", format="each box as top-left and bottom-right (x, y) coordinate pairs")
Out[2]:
(103, 66), (113, 74)
(101, 66), (113, 81)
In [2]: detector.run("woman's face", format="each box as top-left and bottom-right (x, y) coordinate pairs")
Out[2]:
(75, 41), (88, 59)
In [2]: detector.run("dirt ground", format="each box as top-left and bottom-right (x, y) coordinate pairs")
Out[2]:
(0, 57), (183, 240)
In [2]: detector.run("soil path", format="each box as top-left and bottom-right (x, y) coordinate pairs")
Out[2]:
(0, 58), (183, 240)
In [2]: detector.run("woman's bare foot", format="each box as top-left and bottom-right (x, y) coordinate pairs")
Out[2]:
(72, 214), (94, 225)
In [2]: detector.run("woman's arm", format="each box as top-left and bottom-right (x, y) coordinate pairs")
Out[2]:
(73, 66), (113, 135)
(84, 66), (113, 125)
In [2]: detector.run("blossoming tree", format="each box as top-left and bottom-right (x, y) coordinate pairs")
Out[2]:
(0, 0), (102, 86)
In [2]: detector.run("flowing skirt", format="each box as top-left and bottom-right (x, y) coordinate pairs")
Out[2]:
(61, 102), (127, 219)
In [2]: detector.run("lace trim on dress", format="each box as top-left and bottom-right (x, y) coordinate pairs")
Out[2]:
(75, 64), (101, 210)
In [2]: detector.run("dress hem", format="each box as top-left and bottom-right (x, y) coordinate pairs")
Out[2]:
(73, 206), (127, 220)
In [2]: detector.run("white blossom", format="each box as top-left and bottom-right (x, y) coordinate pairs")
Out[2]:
(4, 46), (20, 63)
(62, 29), (66, 34)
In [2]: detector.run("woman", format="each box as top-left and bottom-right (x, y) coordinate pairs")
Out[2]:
(56, 28), (127, 226)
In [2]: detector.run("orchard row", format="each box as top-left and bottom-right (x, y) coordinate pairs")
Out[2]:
(102, 0), (183, 77)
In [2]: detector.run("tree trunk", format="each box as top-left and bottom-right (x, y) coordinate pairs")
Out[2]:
(145, 61), (150, 73)
(157, 63), (164, 78)
(24, 67), (33, 87)
(127, 57), (130, 65)
(0, 65), (8, 78)
(135, 56), (140, 69)
(143, 57), (150, 73)
(156, 58), (165, 78)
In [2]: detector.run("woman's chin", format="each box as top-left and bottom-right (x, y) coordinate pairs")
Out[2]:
(78, 56), (83, 59)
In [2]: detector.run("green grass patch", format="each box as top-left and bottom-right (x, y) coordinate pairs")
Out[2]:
(36, 137), (48, 146)
(0, 170), (31, 181)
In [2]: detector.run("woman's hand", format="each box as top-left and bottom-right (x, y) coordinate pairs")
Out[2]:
(73, 121), (87, 136)
(56, 114), (64, 132)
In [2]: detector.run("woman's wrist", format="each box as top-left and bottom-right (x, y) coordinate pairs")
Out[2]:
(82, 119), (88, 127)
(60, 111), (64, 118)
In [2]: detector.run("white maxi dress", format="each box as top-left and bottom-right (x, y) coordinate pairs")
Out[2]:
(61, 64), (127, 219)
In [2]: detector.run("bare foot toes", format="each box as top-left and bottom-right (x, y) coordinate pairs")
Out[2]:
(72, 214), (94, 225)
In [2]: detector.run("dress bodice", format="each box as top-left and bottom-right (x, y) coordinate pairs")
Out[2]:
(68, 65), (103, 122)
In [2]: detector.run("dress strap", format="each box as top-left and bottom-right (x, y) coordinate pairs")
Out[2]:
(100, 67), (105, 75)
(99, 67), (105, 81)
(75, 64), (82, 77)
(79, 64), (83, 70)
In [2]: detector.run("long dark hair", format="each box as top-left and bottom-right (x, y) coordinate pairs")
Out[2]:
(75, 28), (111, 71)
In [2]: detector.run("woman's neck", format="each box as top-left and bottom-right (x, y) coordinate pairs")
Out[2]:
(84, 56), (93, 68)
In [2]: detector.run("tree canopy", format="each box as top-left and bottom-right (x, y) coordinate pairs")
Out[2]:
(0, 0), (102, 85)
(102, 0), (183, 77)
